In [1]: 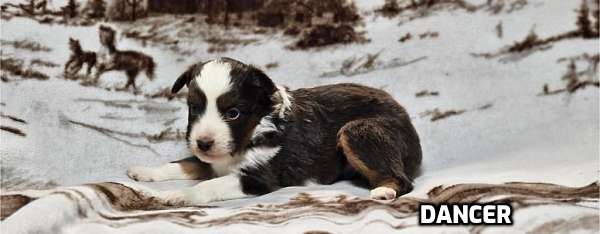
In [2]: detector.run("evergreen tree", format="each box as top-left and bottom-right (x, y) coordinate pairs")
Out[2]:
(576, 0), (593, 38)
(66, 0), (78, 18)
(593, 8), (599, 35)
(126, 0), (143, 21)
(88, 0), (106, 18)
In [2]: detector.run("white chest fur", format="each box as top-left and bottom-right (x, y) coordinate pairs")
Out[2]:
(210, 156), (243, 177)
(209, 146), (281, 177)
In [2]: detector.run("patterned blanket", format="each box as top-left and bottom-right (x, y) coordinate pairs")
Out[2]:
(2, 181), (597, 233)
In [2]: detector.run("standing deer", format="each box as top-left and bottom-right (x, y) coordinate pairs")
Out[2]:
(95, 25), (155, 91)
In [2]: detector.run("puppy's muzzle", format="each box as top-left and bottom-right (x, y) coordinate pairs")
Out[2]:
(196, 137), (215, 152)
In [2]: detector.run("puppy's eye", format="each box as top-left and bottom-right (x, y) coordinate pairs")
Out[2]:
(224, 108), (240, 121)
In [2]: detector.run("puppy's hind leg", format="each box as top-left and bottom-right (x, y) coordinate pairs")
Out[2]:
(127, 157), (214, 182)
(337, 117), (422, 200)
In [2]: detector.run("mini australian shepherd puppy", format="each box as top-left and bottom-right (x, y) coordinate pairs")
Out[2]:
(127, 58), (422, 205)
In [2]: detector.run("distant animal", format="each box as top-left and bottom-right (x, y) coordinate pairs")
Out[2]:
(126, 57), (423, 205)
(64, 38), (97, 76)
(95, 25), (155, 91)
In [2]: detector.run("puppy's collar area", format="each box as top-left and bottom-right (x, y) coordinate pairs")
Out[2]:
(249, 114), (285, 149)
(272, 84), (293, 119)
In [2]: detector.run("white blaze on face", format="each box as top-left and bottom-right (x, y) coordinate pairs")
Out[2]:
(189, 60), (233, 163)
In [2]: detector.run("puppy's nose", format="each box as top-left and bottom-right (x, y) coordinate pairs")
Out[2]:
(196, 138), (214, 152)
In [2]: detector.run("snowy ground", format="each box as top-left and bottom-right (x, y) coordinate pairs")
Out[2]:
(1, 0), (598, 233)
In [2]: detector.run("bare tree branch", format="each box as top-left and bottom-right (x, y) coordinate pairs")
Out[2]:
(1, 125), (26, 136)
(66, 119), (160, 156)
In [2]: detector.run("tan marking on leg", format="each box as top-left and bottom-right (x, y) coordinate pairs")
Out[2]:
(338, 129), (401, 199)
(377, 177), (400, 192)
(178, 159), (214, 180)
(337, 131), (379, 185)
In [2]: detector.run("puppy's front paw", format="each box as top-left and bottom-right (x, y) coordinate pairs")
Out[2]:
(370, 187), (397, 200)
(127, 166), (163, 182)
(159, 190), (189, 206)
(158, 189), (214, 206)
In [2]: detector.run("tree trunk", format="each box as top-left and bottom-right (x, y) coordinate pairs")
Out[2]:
(131, 0), (137, 21)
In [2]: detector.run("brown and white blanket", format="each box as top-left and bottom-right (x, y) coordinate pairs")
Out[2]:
(1, 181), (598, 233)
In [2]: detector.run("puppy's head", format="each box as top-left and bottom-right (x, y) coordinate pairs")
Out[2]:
(172, 58), (279, 163)
(68, 37), (80, 51)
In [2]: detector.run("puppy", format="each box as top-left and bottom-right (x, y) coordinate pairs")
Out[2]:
(127, 58), (422, 205)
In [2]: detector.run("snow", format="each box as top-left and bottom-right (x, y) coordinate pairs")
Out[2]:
(0, 0), (598, 232)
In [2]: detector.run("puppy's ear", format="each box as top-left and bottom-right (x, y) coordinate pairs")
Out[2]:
(171, 69), (193, 94)
(171, 63), (203, 94)
(244, 67), (274, 90)
(243, 66), (276, 105)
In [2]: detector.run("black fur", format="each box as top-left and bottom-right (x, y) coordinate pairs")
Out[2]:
(221, 58), (277, 152)
(238, 84), (422, 195)
(171, 62), (204, 94)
